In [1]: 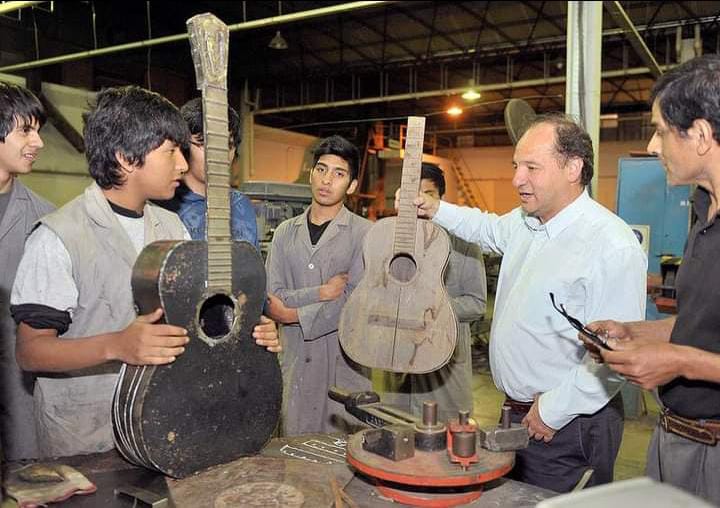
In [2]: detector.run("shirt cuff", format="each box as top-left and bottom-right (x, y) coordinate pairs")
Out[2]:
(537, 391), (574, 430)
(433, 201), (458, 230)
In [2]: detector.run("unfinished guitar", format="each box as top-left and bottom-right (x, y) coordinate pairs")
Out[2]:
(339, 117), (457, 374)
(111, 13), (282, 478)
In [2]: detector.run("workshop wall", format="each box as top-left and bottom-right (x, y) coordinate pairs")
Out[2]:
(443, 139), (650, 214)
(16, 80), (95, 206)
(251, 124), (318, 183)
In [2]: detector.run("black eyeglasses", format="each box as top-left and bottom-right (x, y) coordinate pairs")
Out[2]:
(549, 293), (613, 351)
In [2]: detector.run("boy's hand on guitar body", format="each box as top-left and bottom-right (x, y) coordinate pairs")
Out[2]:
(112, 308), (189, 365)
(319, 273), (348, 301)
(254, 315), (282, 353)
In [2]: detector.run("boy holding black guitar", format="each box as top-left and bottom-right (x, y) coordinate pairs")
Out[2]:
(10, 86), (280, 458)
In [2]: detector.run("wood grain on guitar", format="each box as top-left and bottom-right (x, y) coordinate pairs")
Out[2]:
(339, 117), (457, 374)
(112, 13), (282, 478)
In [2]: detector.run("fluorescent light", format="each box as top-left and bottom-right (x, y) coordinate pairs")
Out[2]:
(462, 89), (481, 101)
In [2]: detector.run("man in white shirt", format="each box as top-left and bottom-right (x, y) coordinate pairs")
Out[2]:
(409, 114), (647, 492)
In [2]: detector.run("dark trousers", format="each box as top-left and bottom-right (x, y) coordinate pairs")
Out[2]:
(506, 394), (624, 493)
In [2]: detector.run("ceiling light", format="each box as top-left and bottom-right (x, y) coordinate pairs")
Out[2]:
(462, 89), (481, 101)
(447, 106), (463, 117)
(268, 30), (288, 50)
(268, 1), (288, 50)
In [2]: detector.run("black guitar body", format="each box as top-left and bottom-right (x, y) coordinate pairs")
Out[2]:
(113, 240), (282, 478)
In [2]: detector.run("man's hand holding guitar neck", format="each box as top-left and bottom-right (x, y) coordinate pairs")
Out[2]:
(394, 189), (441, 218)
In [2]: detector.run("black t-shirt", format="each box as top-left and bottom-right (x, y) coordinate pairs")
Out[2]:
(307, 214), (331, 246)
(660, 187), (720, 419)
(0, 188), (11, 225)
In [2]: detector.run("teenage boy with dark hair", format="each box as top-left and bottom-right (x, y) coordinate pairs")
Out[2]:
(160, 97), (258, 247)
(10, 86), (279, 458)
(0, 81), (53, 460)
(265, 134), (371, 435)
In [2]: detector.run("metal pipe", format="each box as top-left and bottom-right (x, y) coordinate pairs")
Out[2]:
(0, 1), (391, 73)
(368, 15), (720, 70)
(604, 1), (662, 78)
(256, 65), (663, 115)
(0, 1), (42, 15)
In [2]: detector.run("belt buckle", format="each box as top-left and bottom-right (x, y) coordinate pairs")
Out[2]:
(663, 410), (718, 446)
(660, 410), (670, 433)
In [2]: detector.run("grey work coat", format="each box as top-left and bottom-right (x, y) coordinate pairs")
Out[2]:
(381, 233), (487, 422)
(0, 179), (54, 460)
(33, 183), (186, 457)
(266, 205), (372, 436)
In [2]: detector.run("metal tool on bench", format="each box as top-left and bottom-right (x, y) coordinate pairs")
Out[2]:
(331, 386), (521, 507)
(479, 404), (530, 452)
(329, 386), (528, 454)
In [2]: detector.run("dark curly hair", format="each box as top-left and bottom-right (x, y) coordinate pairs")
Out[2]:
(0, 81), (46, 142)
(420, 162), (446, 197)
(650, 54), (720, 144)
(528, 113), (594, 186)
(180, 97), (241, 161)
(83, 85), (189, 189)
(312, 135), (360, 180)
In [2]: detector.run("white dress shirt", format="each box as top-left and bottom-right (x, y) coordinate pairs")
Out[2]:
(434, 190), (647, 429)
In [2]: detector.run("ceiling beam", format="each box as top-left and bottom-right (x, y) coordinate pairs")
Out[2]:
(604, 1), (663, 78)
(256, 65), (664, 115)
(0, 1), (43, 15)
(0, 1), (391, 73)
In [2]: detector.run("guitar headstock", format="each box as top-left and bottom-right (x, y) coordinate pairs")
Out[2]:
(187, 13), (229, 91)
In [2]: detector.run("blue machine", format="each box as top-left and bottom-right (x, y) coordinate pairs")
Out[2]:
(616, 157), (692, 278)
(615, 157), (691, 417)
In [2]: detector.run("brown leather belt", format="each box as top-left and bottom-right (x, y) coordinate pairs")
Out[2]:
(661, 409), (720, 446)
(503, 396), (533, 414)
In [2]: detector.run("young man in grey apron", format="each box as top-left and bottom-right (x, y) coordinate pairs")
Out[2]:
(11, 86), (280, 457)
(0, 82), (54, 460)
(265, 135), (371, 436)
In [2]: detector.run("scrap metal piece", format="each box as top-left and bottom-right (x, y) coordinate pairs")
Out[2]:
(328, 386), (419, 428)
(479, 405), (529, 452)
(114, 485), (169, 507)
(414, 401), (447, 452)
(362, 425), (415, 461)
(447, 410), (479, 470)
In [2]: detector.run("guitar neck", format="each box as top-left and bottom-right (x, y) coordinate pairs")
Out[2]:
(203, 85), (232, 292)
(394, 117), (426, 256)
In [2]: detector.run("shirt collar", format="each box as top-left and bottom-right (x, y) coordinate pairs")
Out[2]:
(291, 204), (350, 227)
(523, 189), (591, 239)
(692, 186), (718, 227)
(177, 184), (205, 203)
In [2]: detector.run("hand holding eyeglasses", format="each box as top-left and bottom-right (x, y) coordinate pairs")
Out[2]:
(549, 293), (614, 351)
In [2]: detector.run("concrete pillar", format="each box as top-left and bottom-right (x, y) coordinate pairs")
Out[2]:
(566, 1), (603, 199)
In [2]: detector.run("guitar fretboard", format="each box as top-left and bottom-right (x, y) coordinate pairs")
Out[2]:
(203, 85), (232, 292)
(393, 117), (426, 256)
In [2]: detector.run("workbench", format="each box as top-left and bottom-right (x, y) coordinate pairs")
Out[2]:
(4, 434), (555, 507)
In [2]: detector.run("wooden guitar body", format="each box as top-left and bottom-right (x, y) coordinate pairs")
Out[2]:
(340, 218), (457, 373)
(113, 240), (281, 478)
(339, 116), (457, 374)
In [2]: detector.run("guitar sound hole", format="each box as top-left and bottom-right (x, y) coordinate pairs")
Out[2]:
(389, 253), (417, 283)
(199, 294), (235, 340)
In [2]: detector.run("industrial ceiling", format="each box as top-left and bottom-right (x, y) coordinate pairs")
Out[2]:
(1, 1), (718, 147)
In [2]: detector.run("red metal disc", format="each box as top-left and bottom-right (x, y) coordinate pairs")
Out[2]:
(346, 430), (514, 487)
(376, 484), (484, 508)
